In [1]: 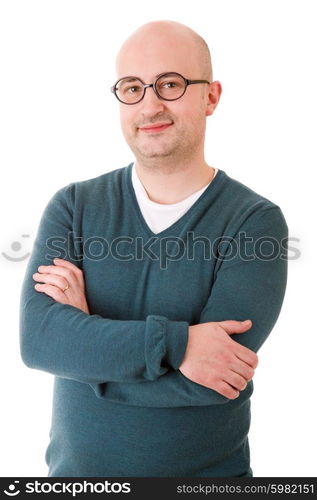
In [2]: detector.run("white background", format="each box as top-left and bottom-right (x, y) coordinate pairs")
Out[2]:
(0, 0), (316, 477)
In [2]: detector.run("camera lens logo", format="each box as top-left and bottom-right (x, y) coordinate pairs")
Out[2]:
(2, 235), (30, 262)
(3, 481), (20, 496)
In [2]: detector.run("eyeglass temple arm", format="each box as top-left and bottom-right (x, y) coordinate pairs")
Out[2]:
(187, 79), (211, 85)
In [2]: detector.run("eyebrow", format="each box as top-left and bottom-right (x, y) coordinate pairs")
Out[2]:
(120, 77), (140, 82)
(119, 72), (177, 81)
(155, 72), (177, 78)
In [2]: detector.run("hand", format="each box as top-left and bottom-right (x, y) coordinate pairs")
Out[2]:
(179, 320), (258, 399)
(33, 258), (90, 314)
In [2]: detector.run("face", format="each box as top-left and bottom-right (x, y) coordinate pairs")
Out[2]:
(115, 30), (219, 165)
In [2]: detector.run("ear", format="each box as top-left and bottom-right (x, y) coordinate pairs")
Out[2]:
(205, 81), (222, 117)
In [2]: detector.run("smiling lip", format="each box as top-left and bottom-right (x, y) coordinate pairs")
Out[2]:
(139, 122), (173, 133)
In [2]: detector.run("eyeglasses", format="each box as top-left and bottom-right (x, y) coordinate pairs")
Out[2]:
(110, 72), (210, 105)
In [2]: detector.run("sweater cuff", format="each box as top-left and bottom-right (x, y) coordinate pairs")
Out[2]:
(165, 319), (189, 370)
(144, 315), (189, 380)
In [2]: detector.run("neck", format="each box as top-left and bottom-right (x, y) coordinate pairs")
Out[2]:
(134, 156), (215, 204)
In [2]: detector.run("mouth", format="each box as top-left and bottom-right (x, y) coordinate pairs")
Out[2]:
(138, 122), (173, 134)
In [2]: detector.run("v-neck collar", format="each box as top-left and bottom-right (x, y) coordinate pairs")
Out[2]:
(125, 162), (226, 237)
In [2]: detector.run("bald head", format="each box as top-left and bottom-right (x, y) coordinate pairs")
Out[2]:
(116, 20), (213, 82)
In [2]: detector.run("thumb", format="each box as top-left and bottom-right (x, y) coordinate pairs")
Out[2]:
(218, 319), (252, 335)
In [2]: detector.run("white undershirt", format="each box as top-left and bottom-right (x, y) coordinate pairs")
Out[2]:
(131, 163), (218, 234)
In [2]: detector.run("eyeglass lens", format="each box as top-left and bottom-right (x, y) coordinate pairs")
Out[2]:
(115, 73), (186, 103)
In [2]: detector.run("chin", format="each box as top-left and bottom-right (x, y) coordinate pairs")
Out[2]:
(136, 142), (176, 158)
(138, 149), (175, 159)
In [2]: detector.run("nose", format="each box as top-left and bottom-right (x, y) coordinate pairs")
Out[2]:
(139, 85), (166, 114)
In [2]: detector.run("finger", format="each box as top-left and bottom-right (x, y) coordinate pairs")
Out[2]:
(37, 264), (75, 286)
(38, 264), (69, 277)
(53, 258), (83, 283)
(218, 319), (252, 335)
(233, 344), (258, 369)
(53, 258), (82, 274)
(223, 370), (249, 391)
(215, 381), (240, 400)
(33, 272), (69, 291)
(34, 283), (68, 304)
(38, 261), (83, 285)
(228, 359), (255, 382)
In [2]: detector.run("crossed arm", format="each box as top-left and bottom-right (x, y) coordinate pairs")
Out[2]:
(32, 257), (257, 398)
(20, 186), (288, 407)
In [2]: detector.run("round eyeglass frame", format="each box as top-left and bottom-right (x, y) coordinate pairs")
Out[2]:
(110, 71), (211, 105)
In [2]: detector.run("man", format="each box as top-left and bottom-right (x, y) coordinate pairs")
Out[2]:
(19, 20), (288, 477)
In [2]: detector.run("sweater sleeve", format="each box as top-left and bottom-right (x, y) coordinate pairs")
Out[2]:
(19, 185), (189, 384)
(93, 205), (288, 406)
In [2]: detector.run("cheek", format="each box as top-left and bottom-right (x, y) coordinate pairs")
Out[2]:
(180, 104), (205, 132)
(174, 95), (204, 121)
(120, 109), (136, 137)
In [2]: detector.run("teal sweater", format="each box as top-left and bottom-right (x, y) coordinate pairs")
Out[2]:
(19, 163), (288, 477)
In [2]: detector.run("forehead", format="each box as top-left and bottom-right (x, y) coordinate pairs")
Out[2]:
(116, 32), (201, 80)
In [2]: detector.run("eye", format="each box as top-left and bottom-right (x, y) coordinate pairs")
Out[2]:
(117, 79), (143, 96)
(157, 76), (184, 92)
(127, 85), (142, 94)
(164, 81), (176, 88)
(162, 80), (179, 88)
